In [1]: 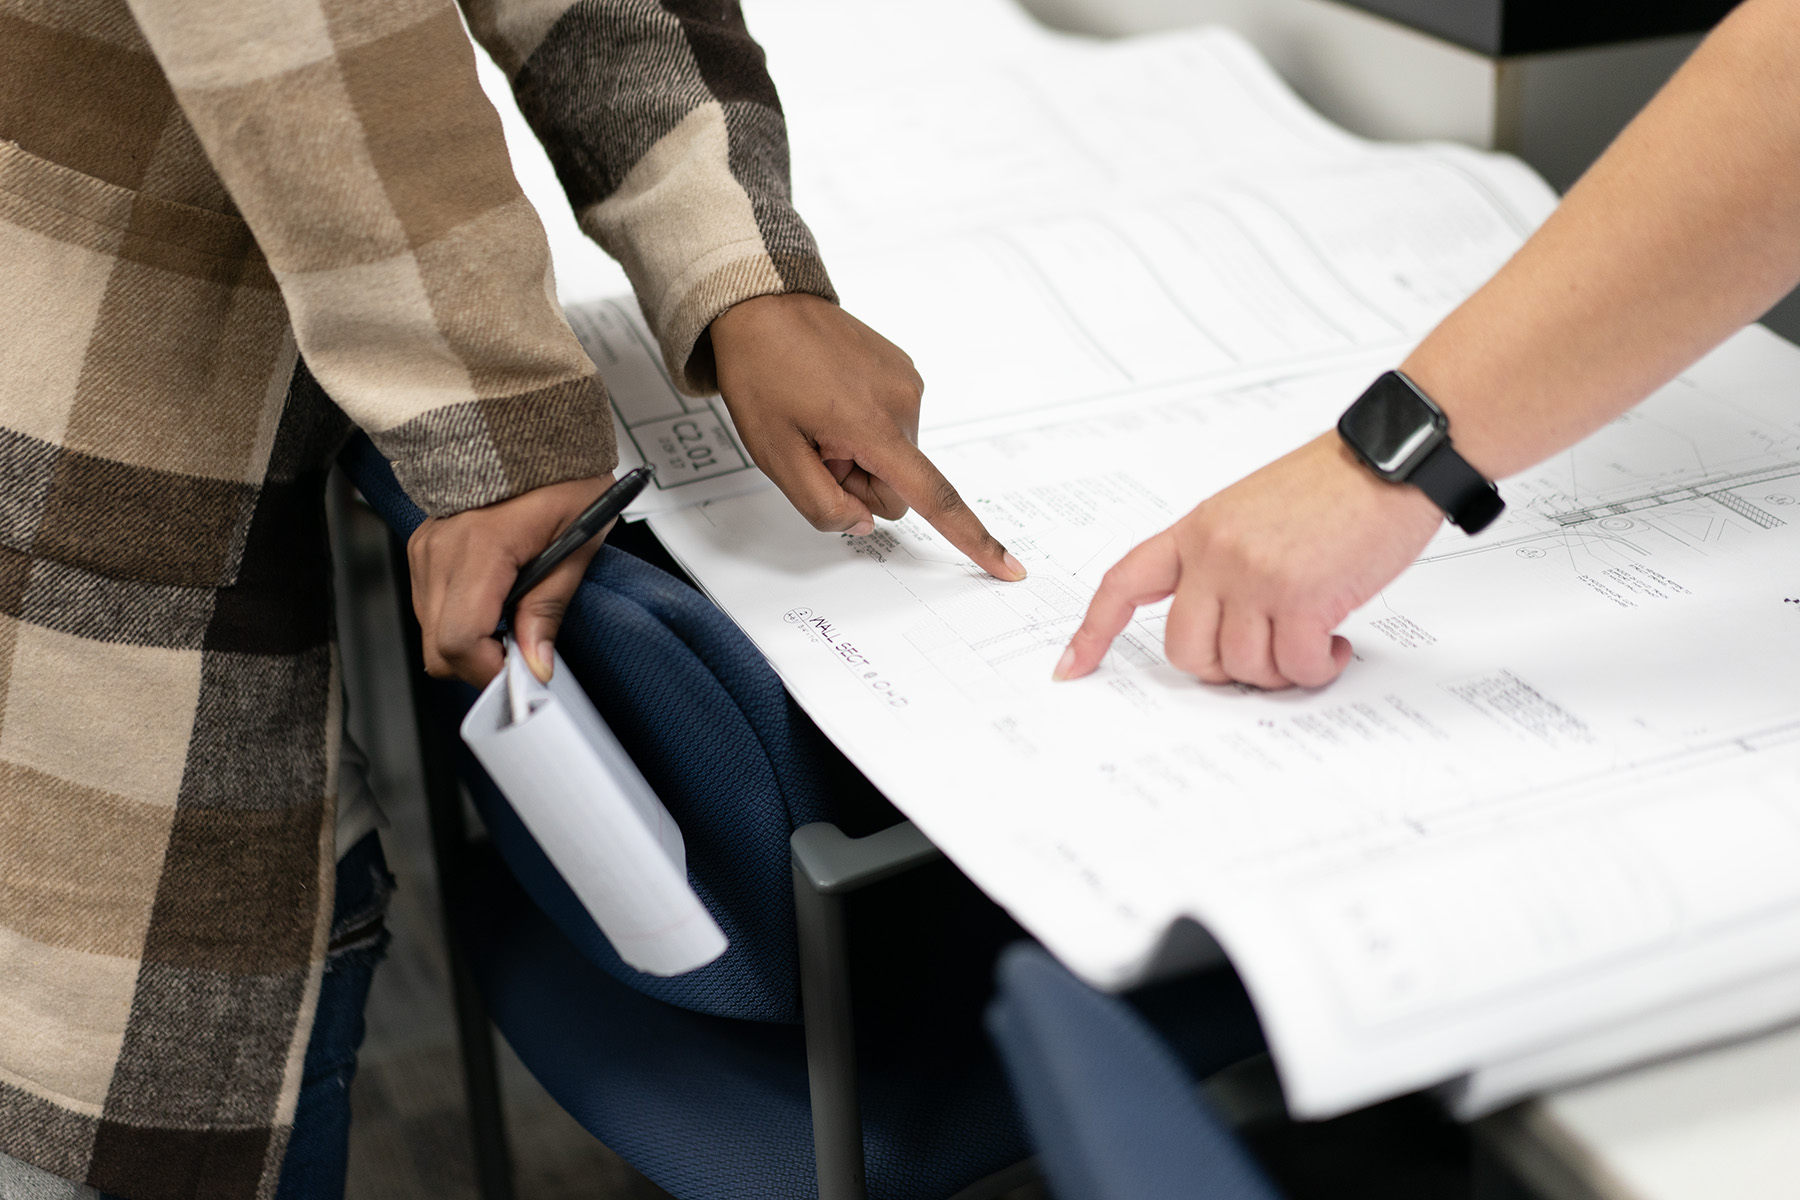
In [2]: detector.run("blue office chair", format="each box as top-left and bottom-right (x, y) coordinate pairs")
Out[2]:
(338, 431), (1032, 1200)
(986, 944), (1281, 1200)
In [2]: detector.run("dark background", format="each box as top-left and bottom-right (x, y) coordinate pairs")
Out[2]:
(1342, 0), (1741, 56)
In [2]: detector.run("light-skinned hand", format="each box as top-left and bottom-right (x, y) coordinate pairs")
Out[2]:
(407, 474), (616, 687)
(709, 292), (1026, 581)
(1056, 434), (1442, 689)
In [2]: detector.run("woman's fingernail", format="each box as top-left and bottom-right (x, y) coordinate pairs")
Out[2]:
(1002, 551), (1027, 580)
(849, 519), (875, 537)
(1052, 647), (1077, 681)
(531, 641), (554, 682)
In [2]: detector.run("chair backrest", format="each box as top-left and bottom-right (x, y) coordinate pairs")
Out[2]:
(986, 944), (1283, 1200)
(341, 433), (877, 1022)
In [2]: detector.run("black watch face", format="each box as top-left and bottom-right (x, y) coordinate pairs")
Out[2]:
(1341, 374), (1447, 477)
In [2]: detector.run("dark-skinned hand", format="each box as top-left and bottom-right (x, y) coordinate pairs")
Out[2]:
(407, 474), (615, 687)
(710, 292), (1026, 581)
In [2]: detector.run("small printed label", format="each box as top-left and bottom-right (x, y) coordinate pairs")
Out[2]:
(1370, 615), (1437, 649)
(784, 607), (909, 708)
(1445, 670), (1595, 748)
(634, 411), (748, 485)
(1577, 574), (1636, 608)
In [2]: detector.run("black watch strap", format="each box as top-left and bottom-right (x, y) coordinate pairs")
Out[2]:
(1410, 440), (1505, 533)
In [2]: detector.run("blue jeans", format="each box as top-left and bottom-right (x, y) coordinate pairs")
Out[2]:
(101, 833), (393, 1200)
(275, 832), (393, 1200)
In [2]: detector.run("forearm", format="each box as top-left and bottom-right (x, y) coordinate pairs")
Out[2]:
(464, 0), (836, 392)
(126, 0), (616, 515)
(1067, 0), (1800, 689)
(1405, 0), (1800, 479)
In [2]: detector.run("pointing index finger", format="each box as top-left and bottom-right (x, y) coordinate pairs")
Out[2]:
(865, 439), (1025, 581)
(1057, 532), (1181, 680)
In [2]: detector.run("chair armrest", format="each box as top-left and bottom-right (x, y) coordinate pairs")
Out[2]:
(790, 820), (943, 896)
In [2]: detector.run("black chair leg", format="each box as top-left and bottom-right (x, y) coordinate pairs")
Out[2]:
(444, 934), (514, 1200)
(389, 531), (517, 1200)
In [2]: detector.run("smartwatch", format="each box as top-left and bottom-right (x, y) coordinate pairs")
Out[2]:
(1337, 370), (1504, 533)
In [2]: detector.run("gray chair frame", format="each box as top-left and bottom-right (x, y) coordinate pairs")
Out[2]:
(792, 822), (1039, 1200)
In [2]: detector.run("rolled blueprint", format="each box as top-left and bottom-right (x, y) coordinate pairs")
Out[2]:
(460, 642), (727, 976)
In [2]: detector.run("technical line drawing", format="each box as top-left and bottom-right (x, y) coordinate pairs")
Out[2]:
(1546, 461), (1800, 530)
(1416, 416), (1800, 568)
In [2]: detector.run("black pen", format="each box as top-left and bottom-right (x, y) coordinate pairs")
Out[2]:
(498, 465), (655, 631)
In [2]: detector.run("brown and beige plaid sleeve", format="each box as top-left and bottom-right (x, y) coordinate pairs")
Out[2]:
(462, 0), (838, 393)
(124, 0), (619, 517)
(1, 2), (835, 1193)
(0, 1), (635, 1195)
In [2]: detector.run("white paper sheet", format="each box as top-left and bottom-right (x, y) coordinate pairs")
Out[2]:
(1447, 956), (1800, 1119)
(508, 9), (1551, 499)
(770, 16), (1555, 431)
(561, 131), (1551, 515)
(461, 644), (728, 976)
(563, 297), (774, 517)
(825, 144), (1549, 439)
(561, 135), (1550, 518)
(758, 6), (1368, 251)
(488, 0), (1800, 1112)
(650, 326), (1800, 1113)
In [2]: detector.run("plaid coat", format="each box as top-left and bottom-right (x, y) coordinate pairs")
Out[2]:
(0, 0), (831, 1195)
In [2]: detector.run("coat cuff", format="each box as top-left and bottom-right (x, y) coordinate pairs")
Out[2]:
(369, 374), (618, 516)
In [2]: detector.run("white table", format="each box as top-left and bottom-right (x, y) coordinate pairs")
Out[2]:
(1476, 1022), (1800, 1200)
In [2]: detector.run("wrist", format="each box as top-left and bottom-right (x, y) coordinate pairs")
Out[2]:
(1322, 434), (1442, 521)
(1337, 371), (1505, 533)
(1395, 351), (1525, 483)
(711, 291), (832, 342)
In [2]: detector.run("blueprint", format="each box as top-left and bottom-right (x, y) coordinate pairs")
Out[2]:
(770, 12), (1554, 432)
(561, 140), (1552, 512)
(651, 328), (1800, 1117)
(563, 298), (772, 516)
(504, 2), (1556, 516)
(480, 0), (1800, 1117)
(832, 147), (1548, 435)
(759, 1), (1364, 248)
